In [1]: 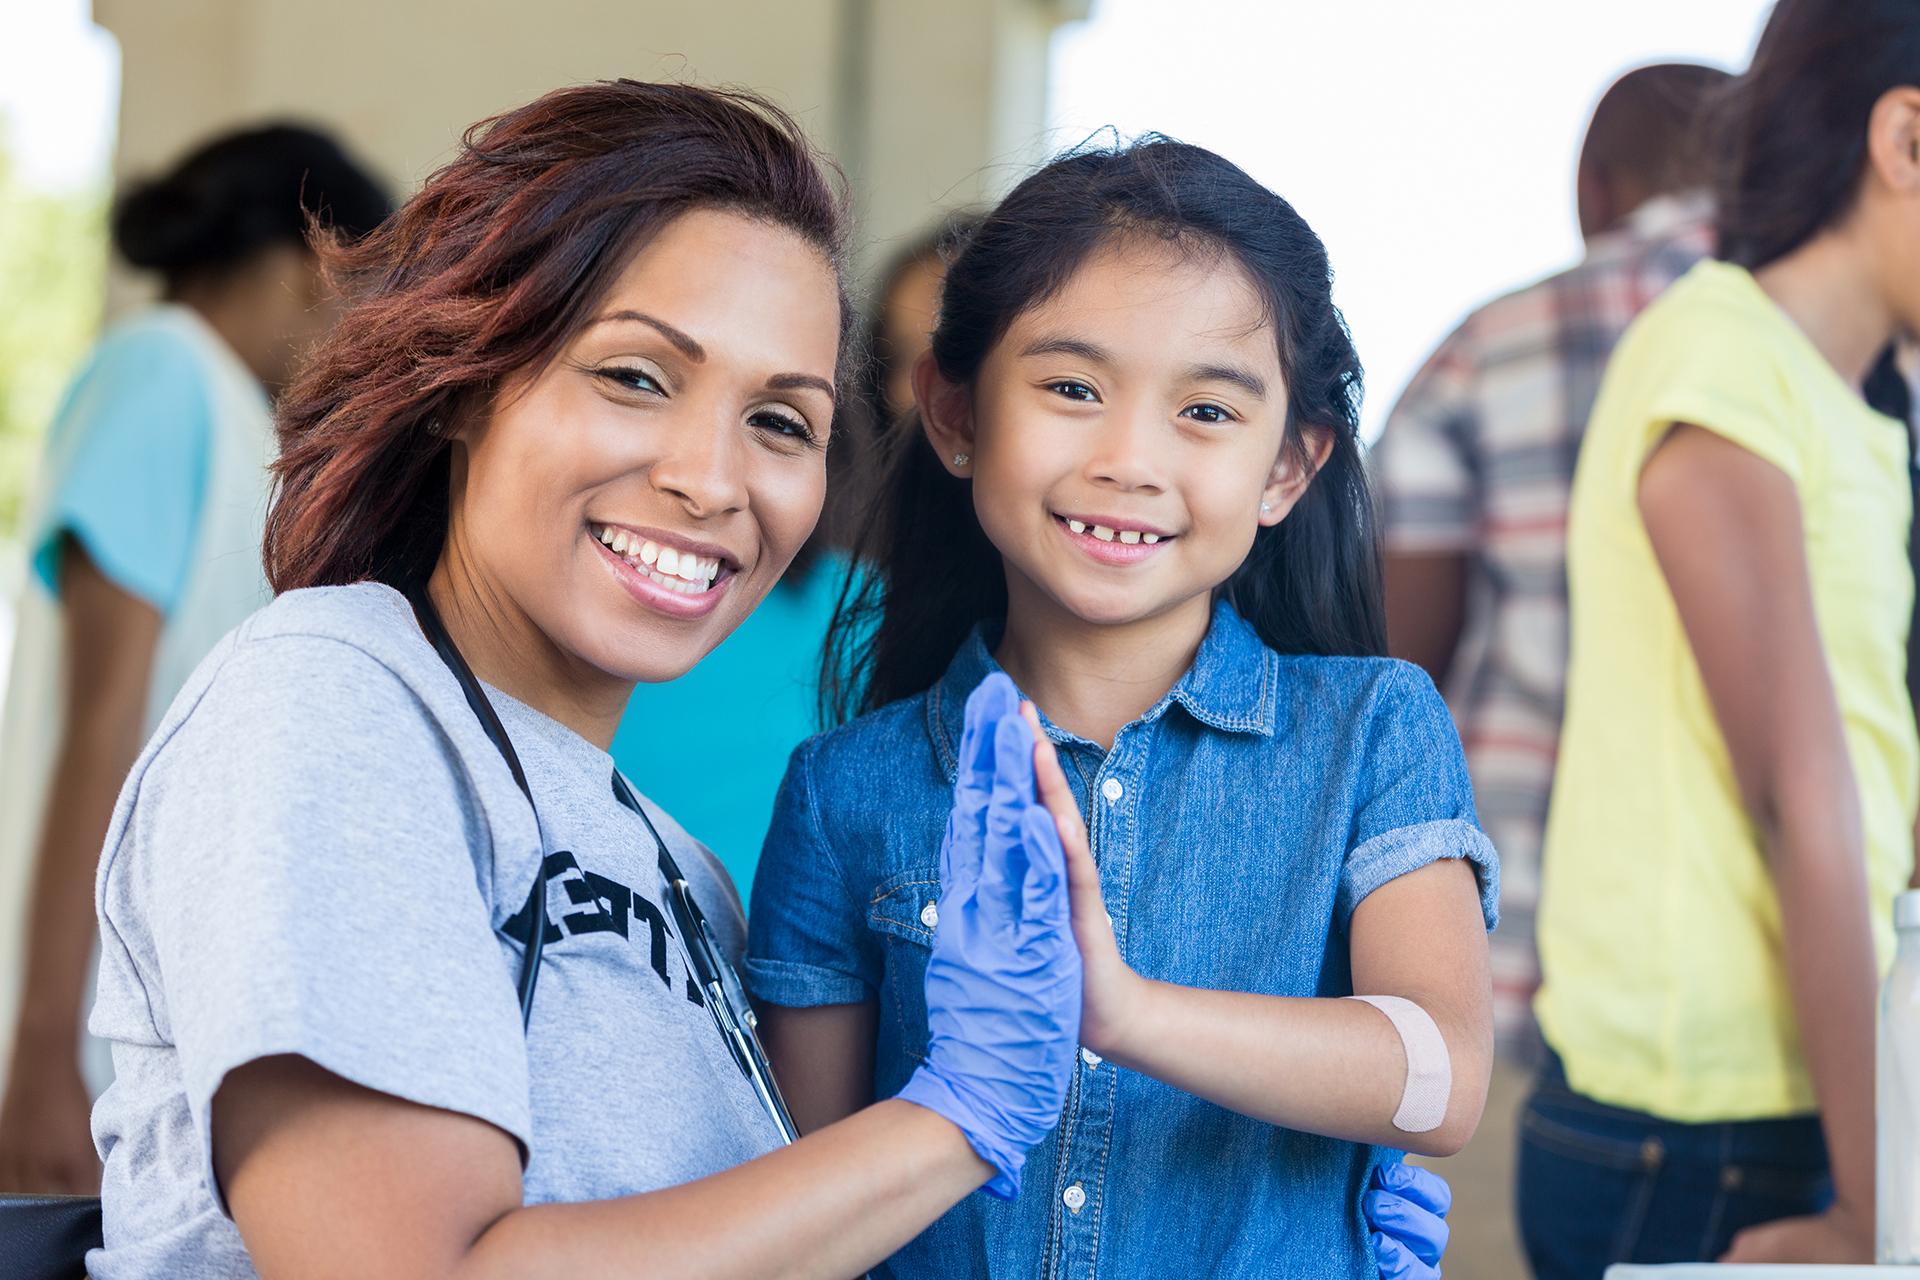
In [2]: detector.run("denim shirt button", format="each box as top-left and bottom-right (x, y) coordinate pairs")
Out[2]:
(1080, 1047), (1103, 1068)
(1100, 777), (1124, 802)
(920, 901), (939, 929)
(1063, 1182), (1087, 1212)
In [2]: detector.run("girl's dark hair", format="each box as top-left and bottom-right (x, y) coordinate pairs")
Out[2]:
(113, 123), (390, 287)
(266, 80), (851, 594)
(1714, 0), (1920, 270)
(824, 136), (1383, 722)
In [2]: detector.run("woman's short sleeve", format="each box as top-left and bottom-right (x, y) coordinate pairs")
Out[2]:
(743, 739), (879, 1007)
(100, 632), (533, 1210)
(1336, 664), (1501, 934)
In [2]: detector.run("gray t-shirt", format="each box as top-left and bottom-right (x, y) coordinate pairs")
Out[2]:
(87, 582), (781, 1278)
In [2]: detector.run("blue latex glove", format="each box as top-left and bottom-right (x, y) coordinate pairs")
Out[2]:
(1367, 1159), (1452, 1279)
(897, 672), (1082, 1198)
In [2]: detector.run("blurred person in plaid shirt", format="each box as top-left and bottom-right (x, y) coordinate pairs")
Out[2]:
(1368, 60), (1728, 1278)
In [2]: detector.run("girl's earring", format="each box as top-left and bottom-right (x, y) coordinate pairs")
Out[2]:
(953, 452), (971, 467)
(1260, 500), (1273, 514)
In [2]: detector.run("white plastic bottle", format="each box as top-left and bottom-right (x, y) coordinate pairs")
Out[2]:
(1881, 888), (1920, 1263)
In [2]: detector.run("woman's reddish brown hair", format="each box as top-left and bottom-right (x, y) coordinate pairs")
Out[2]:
(266, 79), (851, 593)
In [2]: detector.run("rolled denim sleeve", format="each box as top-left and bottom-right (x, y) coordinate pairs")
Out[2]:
(745, 737), (878, 1007)
(1337, 664), (1500, 932)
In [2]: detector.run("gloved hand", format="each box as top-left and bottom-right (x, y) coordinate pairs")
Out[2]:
(1367, 1158), (1452, 1279)
(897, 672), (1082, 1198)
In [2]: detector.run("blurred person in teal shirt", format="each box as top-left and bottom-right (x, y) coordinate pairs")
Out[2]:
(0, 124), (388, 1195)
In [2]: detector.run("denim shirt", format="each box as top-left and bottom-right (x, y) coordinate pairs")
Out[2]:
(746, 600), (1498, 1280)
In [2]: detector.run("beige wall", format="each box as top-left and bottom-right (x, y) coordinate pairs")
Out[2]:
(95, 0), (1090, 284)
(854, 0), (1071, 265)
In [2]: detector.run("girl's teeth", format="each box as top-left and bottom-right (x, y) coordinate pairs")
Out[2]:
(1057, 516), (1166, 546)
(639, 540), (659, 565)
(599, 526), (616, 546)
(611, 531), (630, 554)
(658, 547), (680, 576)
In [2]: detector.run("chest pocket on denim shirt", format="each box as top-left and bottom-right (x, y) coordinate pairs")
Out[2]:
(866, 865), (940, 1062)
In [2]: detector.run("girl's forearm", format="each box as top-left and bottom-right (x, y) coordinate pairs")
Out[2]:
(459, 1100), (989, 1280)
(1098, 978), (1482, 1156)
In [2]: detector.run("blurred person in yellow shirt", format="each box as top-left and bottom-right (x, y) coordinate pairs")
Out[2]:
(1373, 61), (1727, 1280)
(1527, 0), (1920, 1272)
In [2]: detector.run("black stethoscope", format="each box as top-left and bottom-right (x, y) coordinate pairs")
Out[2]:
(410, 587), (800, 1146)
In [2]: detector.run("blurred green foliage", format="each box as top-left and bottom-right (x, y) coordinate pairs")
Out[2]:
(0, 142), (107, 539)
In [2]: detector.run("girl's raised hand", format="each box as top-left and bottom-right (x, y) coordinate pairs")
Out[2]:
(1017, 700), (1144, 1057)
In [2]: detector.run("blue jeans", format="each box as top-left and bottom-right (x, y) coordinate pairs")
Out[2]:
(1516, 1051), (1831, 1279)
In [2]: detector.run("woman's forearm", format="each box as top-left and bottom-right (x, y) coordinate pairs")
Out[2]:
(11, 737), (134, 1052)
(1763, 792), (1878, 1225)
(1099, 979), (1481, 1157)
(1910, 806), (1919, 891)
(12, 545), (159, 1060)
(459, 1100), (986, 1280)
(222, 1056), (994, 1280)
(1639, 424), (1880, 1237)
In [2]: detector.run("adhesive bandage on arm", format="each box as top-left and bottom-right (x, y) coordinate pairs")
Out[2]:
(1346, 995), (1450, 1134)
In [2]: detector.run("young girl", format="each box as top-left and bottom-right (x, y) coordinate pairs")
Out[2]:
(1528, 0), (1920, 1270)
(747, 138), (1497, 1278)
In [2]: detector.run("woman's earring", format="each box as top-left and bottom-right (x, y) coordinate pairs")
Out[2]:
(1260, 500), (1273, 514)
(953, 452), (971, 467)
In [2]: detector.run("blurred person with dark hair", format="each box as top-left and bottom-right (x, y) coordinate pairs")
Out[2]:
(0, 122), (389, 1194)
(860, 212), (980, 432)
(1525, 0), (1920, 1270)
(1367, 61), (1725, 1279)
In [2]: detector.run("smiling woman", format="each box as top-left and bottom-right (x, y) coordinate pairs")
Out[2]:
(267, 93), (846, 699)
(73, 80), (1086, 1280)
(422, 208), (837, 690)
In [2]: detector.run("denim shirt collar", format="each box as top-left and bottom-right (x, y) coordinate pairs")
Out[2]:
(925, 597), (1278, 782)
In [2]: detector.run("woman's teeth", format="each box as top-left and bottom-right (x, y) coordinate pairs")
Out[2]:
(1063, 518), (1161, 545)
(594, 525), (722, 594)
